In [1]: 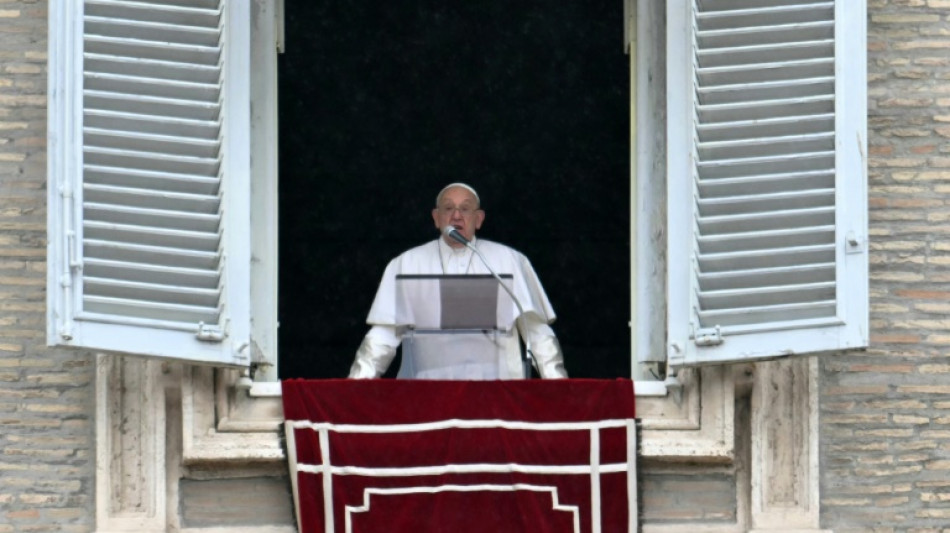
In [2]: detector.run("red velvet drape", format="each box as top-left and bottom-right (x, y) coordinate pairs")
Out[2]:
(283, 379), (637, 533)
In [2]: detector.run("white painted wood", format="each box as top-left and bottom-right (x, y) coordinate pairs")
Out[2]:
(249, 0), (280, 381)
(83, 1), (226, 329)
(632, 380), (668, 397)
(47, 0), (85, 346)
(249, 380), (283, 397)
(220, 0), (254, 365)
(667, 0), (868, 367)
(628, 0), (640, 377)
(48, 0), (263, 368)
(633, 0), (667, 372)
(665, 0), (695, 369)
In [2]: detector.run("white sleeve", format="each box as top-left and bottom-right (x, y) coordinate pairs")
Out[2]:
(348, 325), (401, 378)
(518, 315), (568, 379)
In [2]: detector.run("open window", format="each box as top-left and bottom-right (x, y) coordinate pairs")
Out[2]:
(48, 0), (867, 382)
(47, 0), (279, 376)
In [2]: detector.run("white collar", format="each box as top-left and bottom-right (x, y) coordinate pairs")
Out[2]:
(437, 235), (478, 274)
(438, 235), (476, 255)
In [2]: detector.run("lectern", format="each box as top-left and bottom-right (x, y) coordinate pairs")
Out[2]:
(394, 274), (515, 379)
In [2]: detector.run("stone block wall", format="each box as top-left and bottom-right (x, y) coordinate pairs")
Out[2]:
(179, 477), (295, 528)
(641, 471), (739, 524)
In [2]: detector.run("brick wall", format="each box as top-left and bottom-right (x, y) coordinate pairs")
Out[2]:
(820, 1), (950, 531)
(0, 1), (96, 532)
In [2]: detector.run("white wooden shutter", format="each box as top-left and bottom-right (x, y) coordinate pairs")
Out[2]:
(48, 0), (253, 366)
(666, 0), (867, 366)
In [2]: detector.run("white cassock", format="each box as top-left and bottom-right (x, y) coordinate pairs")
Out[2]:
(349, 237), (568, 379)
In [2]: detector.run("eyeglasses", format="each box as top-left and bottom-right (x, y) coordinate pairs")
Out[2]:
(437, 205), (479, 217)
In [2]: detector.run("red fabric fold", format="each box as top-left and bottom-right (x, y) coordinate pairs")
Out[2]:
(282, 378), (635, 423)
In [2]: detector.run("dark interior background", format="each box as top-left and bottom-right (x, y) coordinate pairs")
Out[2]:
(277, 1), (630, 379)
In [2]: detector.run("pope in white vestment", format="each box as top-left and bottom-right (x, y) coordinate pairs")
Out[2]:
(349, 183), (568, 380)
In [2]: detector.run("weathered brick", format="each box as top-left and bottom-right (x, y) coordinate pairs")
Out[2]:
(873, 14), (942, 24)
(823, 497), (874, 506)
(893, 415), (931, 425)
(856, 429), (917, 438)
(826, 385), (891, 396)
(825, 413), (891, 424)
(5, 509), (39, 520)
(871, 304), (912, 314)
(926, 335), (950, 344)
(877, 496), (911, 506)
(898, 385), (950, 394)
(828, 442), (891, 452)
(869, 400), (929, 410)
(855, 465), (925, 476)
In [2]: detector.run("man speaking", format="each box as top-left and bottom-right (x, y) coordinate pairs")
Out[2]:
(348, 183), (568, 380)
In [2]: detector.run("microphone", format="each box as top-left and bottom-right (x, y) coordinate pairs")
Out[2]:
(440, 225), (536, 379)
(442, 226), (470, 246)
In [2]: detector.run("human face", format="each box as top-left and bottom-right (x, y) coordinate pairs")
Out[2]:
(432, 186), (485, 247)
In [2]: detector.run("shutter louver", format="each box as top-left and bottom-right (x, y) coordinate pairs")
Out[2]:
(81, 0), (225, 330)
(694, 0), (837, 331)
(667, 0), (867, 366)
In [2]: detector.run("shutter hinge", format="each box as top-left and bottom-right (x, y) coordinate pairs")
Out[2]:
(694, 325), (723, 347)
(196, 322), (226, 342)
(58, 185), (80, 341)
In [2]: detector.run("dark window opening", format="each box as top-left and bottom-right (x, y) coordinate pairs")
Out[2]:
(277, 1), (630, 379)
